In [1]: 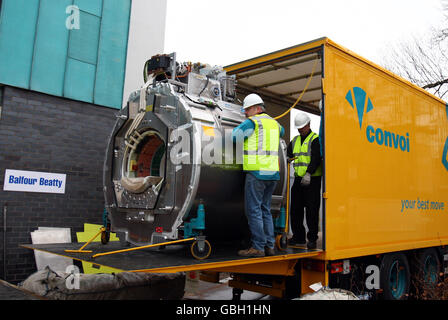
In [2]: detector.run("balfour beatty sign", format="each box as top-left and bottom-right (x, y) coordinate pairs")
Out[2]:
(3, 169), (66, 194)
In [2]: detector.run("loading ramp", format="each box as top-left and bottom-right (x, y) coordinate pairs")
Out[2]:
(21, 242), (321, 275)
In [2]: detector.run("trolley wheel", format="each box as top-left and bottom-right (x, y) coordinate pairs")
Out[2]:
(276, 233), (288, 251)
(101, 229), (110, 245)
(190, 239), (211, 260)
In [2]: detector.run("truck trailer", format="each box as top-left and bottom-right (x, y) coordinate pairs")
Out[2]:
(23, 37), (448, 300)
(223, 37), (448, 299)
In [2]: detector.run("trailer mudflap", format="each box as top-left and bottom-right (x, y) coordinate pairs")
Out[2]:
(21, 242), (322, 274)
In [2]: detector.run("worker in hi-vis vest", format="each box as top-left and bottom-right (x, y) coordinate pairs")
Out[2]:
(287, 112), (322, 250)
(232, 94), (285, 257)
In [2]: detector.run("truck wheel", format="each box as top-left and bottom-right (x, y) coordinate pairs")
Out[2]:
(190, 239), (211, 260)
(380, 252), (410, 300)
(411, 248), (440, 296)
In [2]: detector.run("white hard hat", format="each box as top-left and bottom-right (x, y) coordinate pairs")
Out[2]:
(243, 94), (264, 109)
(294, 112), (311, 129)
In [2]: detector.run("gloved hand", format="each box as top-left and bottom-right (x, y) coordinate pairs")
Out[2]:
(300, 172), (311, 186)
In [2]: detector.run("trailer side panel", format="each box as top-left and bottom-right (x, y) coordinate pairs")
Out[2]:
(324, 42), (448, 260)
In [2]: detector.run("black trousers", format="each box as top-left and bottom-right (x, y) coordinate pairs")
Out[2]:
(290, 176), (322, 243)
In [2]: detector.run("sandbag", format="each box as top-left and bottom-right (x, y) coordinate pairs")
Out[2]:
(19, 266), (185, 300)
(298, 288), (359, 300)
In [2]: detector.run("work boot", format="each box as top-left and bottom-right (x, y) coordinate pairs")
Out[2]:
(237, 247), (265, 257)
(288, 239), (306, 247)
(307, 241), (317, 249)
(265, 247), (276, 256)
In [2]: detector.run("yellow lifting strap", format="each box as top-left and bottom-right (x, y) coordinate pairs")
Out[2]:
(273, 58), (319, 120)
(65, 227), (105, 254)
(91, 237), (196, 259)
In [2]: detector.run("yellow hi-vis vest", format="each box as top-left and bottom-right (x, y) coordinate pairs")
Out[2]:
(243, 113), (280, 173)
(292, 132), (322, 177)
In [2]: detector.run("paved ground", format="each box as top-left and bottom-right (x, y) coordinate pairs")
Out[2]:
(183, 273), (271, 300)
(0, 275), (267, 300)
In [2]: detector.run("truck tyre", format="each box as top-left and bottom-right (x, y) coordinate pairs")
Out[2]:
(380, 252), (410, 300)
(410, 248), (440, 297)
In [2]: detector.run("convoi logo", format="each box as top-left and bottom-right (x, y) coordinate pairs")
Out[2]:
(345, 87), (410, 153)
(444, 137), (448, 171)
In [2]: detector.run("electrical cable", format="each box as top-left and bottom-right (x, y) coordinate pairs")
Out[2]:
(198, 76), (210, 97)
(273, 58), (319, 120)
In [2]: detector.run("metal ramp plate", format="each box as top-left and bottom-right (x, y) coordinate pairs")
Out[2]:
(21, 242), (322, 275)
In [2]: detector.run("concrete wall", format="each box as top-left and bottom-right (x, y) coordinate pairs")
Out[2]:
(122, 0), (167, 107)
(0, 86), (116, 283)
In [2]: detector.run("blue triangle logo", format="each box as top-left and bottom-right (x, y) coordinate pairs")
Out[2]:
(443, 103), (448, 171)
(345, 87), (373, 129)
(443, 137), (448, 171)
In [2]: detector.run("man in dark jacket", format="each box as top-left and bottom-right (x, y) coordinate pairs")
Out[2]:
(287, 112), (322, 249)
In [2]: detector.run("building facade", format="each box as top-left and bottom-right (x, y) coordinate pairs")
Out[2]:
(0, 0), (166, 283)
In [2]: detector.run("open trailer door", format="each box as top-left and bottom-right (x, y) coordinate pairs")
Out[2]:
(224, 37), (327, 251)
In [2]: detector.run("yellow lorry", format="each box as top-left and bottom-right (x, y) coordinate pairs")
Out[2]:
(223, 37), (448, 299)
(24, 37), (448, 300)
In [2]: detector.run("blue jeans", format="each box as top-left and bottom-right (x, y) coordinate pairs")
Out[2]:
(244, 173), (277, 251)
